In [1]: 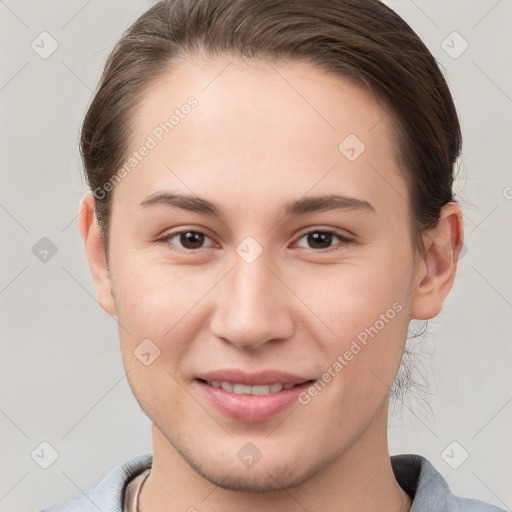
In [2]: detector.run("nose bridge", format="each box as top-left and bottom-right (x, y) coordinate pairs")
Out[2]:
(210, 244), (293, 349)
(232, 248), (276, 311)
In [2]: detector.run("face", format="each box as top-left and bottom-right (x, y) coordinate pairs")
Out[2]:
(102, 57), (423, 490)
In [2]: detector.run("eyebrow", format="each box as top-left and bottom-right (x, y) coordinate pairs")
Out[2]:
(139, 191), (375, 218)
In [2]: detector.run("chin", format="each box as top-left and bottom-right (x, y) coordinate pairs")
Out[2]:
(170, 433), (328, 493)
(187, 457), (308, 493)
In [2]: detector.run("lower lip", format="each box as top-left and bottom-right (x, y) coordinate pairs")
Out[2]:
(195, 380), (312, 422)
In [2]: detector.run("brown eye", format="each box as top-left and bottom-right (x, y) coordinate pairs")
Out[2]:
(180, 231), (205, 249)
(295, 230), (351, 251)
(162, 231), (214, 251)
(307, 232), (334, 249)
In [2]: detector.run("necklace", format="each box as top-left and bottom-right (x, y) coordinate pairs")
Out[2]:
(134, 469), (151, 512)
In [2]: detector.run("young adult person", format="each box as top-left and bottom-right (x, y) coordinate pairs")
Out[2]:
(41, 1), (505, 511)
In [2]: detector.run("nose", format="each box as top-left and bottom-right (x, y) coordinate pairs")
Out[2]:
(209, 248), (295, 351)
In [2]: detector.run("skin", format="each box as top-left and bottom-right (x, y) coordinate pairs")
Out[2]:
(80, 57), (463, 512)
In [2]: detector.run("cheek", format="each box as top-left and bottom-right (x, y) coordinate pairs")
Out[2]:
(114, 265), (200, 419)
(110, 260), (200, 371)
(303, 250), (412, 395)
(310, 258), (410, 339)
(113, 254), (200, 323)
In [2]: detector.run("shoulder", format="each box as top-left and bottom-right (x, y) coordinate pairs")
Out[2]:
(391, 454), (506, 512)
(39, 453), (153, 512)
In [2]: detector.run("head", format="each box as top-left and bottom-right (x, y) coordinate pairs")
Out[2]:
(79, 0), (464, 492)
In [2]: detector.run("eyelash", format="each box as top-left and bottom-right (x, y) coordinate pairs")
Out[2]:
(157, 228), (353, 254)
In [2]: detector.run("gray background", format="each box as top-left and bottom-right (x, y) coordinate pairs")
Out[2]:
(0, 1), (511, 510)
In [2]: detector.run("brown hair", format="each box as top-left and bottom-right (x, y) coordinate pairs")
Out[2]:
(81, 0), (461, 258)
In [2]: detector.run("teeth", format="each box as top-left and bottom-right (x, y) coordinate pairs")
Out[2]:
(233, 384), (252, 394)
(220, 382), (234, 392)
(207, 381), (298, 395)
(251, 385), (271, 395)
(270, 383), (283, 393)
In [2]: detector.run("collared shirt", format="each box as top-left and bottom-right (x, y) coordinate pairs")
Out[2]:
(39, 453), (506, 511)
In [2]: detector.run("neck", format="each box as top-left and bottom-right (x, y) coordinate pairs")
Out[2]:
(139, 407), (411, 512)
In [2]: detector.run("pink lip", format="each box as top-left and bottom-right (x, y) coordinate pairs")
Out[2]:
(197, 369), (311, 386)
(195, 369), (314, 422)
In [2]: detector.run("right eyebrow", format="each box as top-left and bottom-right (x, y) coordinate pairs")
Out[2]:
(140, 192), (221, 216)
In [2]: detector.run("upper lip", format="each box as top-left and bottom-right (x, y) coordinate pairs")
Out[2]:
(196, 369), (313, 386)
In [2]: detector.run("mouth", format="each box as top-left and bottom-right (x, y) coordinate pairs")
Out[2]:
(194, 371), (315, 422)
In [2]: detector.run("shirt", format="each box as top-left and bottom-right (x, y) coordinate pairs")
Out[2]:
(39, 453), (507, 511)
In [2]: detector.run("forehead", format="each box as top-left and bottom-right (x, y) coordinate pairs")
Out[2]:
(133, 56), (391, 147)
(118, 57), (407, 217)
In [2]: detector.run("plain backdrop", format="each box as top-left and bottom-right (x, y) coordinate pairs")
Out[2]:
(0, 1), (511, 511)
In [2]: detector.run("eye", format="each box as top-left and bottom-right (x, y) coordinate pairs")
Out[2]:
(160, 230), (216, 251)
(294, 229), (352, 252)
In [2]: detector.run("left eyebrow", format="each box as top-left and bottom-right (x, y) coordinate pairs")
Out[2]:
(284, 194), (375, 215)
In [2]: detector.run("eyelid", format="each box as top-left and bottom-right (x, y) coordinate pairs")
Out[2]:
(294, 225), (354, 240)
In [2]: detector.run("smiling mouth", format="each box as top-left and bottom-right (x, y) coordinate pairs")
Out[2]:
(197, 379), (314, 395)
(195, 375), (316, 422)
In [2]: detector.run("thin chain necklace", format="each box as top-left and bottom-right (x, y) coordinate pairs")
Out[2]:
(135, 469), (151, 512)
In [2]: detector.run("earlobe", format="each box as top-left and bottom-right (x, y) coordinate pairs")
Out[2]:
(410, 202), (464, 320)
(78, 194), (116, 315)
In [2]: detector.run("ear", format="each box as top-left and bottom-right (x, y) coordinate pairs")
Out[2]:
(410, 202), (464, 320)
(78, 194), (116, 315)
